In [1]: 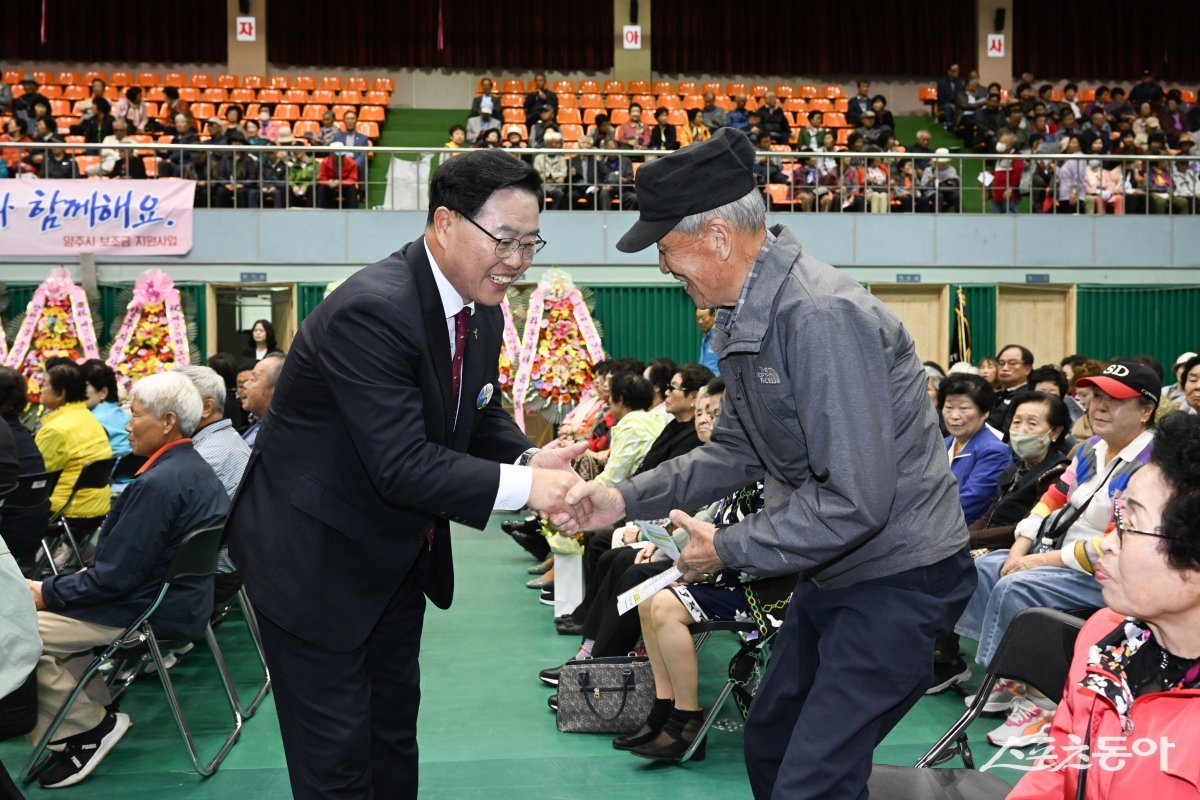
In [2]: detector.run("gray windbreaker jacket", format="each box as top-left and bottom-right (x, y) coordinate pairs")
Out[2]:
(618, 225), (968, 589)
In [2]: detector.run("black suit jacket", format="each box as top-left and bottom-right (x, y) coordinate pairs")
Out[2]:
(226, 238), (531, 651)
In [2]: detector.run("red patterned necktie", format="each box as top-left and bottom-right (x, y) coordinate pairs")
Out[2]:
(430, 306), (471, 551)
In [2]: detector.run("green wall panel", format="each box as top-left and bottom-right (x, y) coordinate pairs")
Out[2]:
(589, 285), (699, 365)
(1076, 285), (1200, 371)
(298, 283), (330, 323)
(951, 284), (997, 364)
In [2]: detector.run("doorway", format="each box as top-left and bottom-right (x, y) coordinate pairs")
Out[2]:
(868, 284), (951, 367)
(995, 285), (1076, 366)
(205, 283), (298, 357)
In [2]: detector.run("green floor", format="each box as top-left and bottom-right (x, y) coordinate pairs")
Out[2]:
(3, 515), (1030, 797)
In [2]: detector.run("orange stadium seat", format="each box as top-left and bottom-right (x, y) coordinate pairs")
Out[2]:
(201, 88), (227, 103)
(681, 95), (703, 110)
(107, 71), (131, 87)
(560, 124), (584, 142)
(631, 94), (655, 109)
(579, 93), (603, 109)
(750, 83), (769, 98)
(764, 183), (792, 208)
(774, 84), (795, 98)
(834, 98), (849, 113)
(677, 81), (698, 95)
(808, 98), (833, 113)
(797, 84), (819, 100)
(372, 77), (394, 92)
(605, 94), (629, 109)
(64, 135), (85, 154)
(784, 98), (807, 113)
(56, 71), (80, 85)
(656, 94), (681, 109)
(191, 102), (215, 119)
(501, 93), (523, 107)
(345, 76), (368, 92)
(794, 112), (809, 128)
(553, 80), (575, 94)
(50, 99), (71, 116)
(145, 87), (166, 102)
(32, 71), (52, 85)
(4, 70), (25, 84)
(310, 89), (335, 105)
(274, 104), (300, 120)
(579, 79), (601, 93)
(823, 85), (845, 99)
(269, 75), (291, 89)
(142, 101), (158, 118)
(667, 108), (687, 125)
(652, 81), (673, 94)
(39, 85), (63, 99)
(715, 97), (734, 111)
(301, 104), (328, 120)
(359, 106), (385, 122)
(62, 85), (87, 101)
(501, 79), (525, 94)
(244, 102), (261, 118)
(628, 80), (650, 94)
(190, 73), (212, 88)
(558, 93), (578, 108)
(609, 108), (630, 125)
(701, 82), (722, 96)
(178, 87), (200, 102)
(230, 88), (255, 104)
(331, 104), (355, 119)
(825, 112), (847, 128)
(216, 74), (239, 89)
(164, 72), (187, 88)
(582, 108), (603, 125)
(283, 88), (308, 104)
(75, 155), (99, 174)
(557, 108), (582, 124)
(919, 86), (937, 103)
(725, 82), (747, 97)
(293, 121), (319, 140)
(258, 88), (283, 104)
(243, 74), (264, 89)
(503, 108), (524, 123)
(1183, 90), (1198, 104)
(364, 90), (389, 105)
(142, 156), (159, 177)
(83, 70), (106, 84)
(603, 80), (625, 94)
(338, 90), (363, 105)
(140, 71), (163, 86)
(837, 128), (851, 145)
(293, 75), (316, 91)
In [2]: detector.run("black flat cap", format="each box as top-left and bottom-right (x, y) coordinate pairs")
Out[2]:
(616, 127), (757, 253)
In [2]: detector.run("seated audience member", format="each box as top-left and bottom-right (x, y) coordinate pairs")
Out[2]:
(679, 108), (711, 148)
(81, 361), (130, 457)
(111, 87), (148, 132)
(585, 113), (616, 148)
(969, 392), (1073, 551)
(977, 357), (999, 386)
(870, 94), (895, 131)
(177, 365), (251, 601)
(35, 364), (113, 531)
(856, 110), (890, 149)
(652, 107), (681, 152)
(917, 148), (960, 212)
(1162, 352), (1199, 411)
(73, 78), (108, 119)
(989, 344), (1035, 430)
(89, 117), (144, 178)
(466, 98), (501, 143)
(24, 372), (228, 788)
(700, 92), (727, 131)
(502, 129), (528, 156)
(259, 148), (289, 209)
(240, 353), (285, 447)
(593, 374), (665, 487)
(159, 86), (190, 125)
(635, 364), (711, 473)
(160, 114), (199, 178)
(445, 124), (468, 151)
(470, 78), (497, 118)
(213, 132), (261, 208)
(523, 74), (558, 127)
(956, 361), (1158, 746)
(954, 78), (987, 138)
(315, 109), (339, 146)
(40, 139), (78, 179)
(909, 129), (934, 170)
(846, 81), (872, 127)
(533, 131), (569, 208)
(287, 145), (317, 208)
(223, 104), (247, 140)
(758, 92), (790, 144)
(244, 118), (267, 147)
(203, 116), (228, 146)
(862, 152), (890, 213)
(642, 358), (678, 419)
(1028, 365), (1068, 399)
(204, 353), (249, 430)
(1054, 135), (1087, 214)
(0, 367), (49, 570)
(335, 110), (370, 181)
(727, 95), (750, 132)
(1084, 149), (1126, 215)
(69, 96), (114, 149)
(317, 145), (359, 209)
(530, 105), (560, 148)
(13, 78), (50, 131)
(798, 110), (827, 152)
(940, 374), (1011, 527)
(581, 140), (637, 210)
(1008, 411), (1200, 799)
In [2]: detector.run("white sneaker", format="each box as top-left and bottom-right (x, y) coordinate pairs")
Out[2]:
(965, 678), (1025, 714)
(986, 696), (1053, 747)
(116, 651), (176, 682)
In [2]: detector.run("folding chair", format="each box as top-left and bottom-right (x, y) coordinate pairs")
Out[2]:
(868, 607), (1084, 799)
(36, 457), (117, 576)
(683, 618), (778, 763)
(210, 585), (272, 717)
(22, 526), (242, 785)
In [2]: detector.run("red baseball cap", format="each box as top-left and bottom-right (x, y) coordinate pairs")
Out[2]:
(1076, 360), (1161, 406)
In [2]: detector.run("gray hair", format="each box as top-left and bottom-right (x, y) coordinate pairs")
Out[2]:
(672, 188), (766, 237)
(175, 365), (227, 410)
(543, 130), (562, 144)
(130, 371), (204, 437)
(925, 365), (946, 388)
(260, 352), (286, 388)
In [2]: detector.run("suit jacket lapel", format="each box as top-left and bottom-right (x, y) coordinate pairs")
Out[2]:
(408, 238), (454, 438)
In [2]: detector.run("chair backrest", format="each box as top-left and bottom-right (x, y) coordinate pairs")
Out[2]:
(74, 458), (119, 492)
(110, 453), (149, 482)
(7, 469), (63, 507)
(166, 525), (225, 580)
(986, 607), (1084, 703)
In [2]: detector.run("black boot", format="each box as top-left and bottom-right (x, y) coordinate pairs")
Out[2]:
(612, 697), (673, 750)
(630, 707), (706, 762)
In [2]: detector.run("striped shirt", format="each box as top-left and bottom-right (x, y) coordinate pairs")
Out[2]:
(193, 418), (251, 575)
(716, 229), (776, 333)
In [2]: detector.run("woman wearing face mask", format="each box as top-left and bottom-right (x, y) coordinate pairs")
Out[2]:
(1007, 411), (1200, 800)
(1084, 136), (1125, 215)
(955, 361), (1160, 748)
(969, 392), (1072, 551)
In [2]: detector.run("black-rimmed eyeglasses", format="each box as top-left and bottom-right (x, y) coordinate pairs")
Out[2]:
(452, 209), (547, 261)
(1112, 495), (1175, 542)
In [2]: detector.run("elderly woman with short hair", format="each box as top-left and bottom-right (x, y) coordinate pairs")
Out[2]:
(1008, 410), (1200, 799)
(25, 372), (229, 789)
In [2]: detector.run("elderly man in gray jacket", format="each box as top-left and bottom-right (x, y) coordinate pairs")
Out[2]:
(556, 128), (976, 800)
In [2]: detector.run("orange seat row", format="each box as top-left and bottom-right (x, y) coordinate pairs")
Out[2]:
(3, 70), (395, 93)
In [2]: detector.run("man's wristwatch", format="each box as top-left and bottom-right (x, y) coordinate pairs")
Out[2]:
(517, 448), (540, 467)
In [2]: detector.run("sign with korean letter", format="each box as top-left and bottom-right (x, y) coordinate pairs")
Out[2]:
(0, 180), (195, 256)
(623, 25), (642, 49)
(236, 16), (257, 42)
(987, 34), (1005, 57)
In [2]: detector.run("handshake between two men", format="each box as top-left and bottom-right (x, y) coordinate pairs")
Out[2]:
(522, 440), (725, 583)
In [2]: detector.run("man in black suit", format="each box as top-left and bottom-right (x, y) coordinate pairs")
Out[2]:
(523, 73), (558, 127)
(225, 150), (584, 799)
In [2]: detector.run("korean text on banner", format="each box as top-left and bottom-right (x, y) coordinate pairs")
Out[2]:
(0, 180), (195, 256)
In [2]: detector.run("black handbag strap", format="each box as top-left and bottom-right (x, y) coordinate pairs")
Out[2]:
(1039, 458), (1122, 552)
(577, 669), (636, 722)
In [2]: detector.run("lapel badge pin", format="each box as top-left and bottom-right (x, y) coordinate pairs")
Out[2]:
(477, 383), (494, 409)
(473, 328), (478, 340)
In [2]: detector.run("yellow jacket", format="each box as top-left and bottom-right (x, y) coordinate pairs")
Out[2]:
(35, 402), (113, 518)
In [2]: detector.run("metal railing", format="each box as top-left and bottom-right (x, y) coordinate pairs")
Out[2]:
(3, 141), (1198, 216)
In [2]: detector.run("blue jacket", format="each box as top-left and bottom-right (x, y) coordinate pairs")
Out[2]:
(41, 442), (229, 641)
(946, 426), (1012, 526)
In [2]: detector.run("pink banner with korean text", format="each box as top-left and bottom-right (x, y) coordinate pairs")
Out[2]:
(0, 180), (194, 256)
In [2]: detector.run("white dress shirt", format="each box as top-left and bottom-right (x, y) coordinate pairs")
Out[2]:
(425, 242), (533, 510)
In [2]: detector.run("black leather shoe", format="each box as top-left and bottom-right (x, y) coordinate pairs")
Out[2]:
(631, 709), (707, 762)
(555, 620), (583, 636)
(501, 516), (539, 535)
(547, 694), (558, 712)
(507, 530), (550, 561)
(539, 589), (555, 606)
(539, 666), (562, 686)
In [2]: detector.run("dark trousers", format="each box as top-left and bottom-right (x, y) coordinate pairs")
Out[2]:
(0, 755), (22, 800)
(257, 559), (426, 800)
(743, 547), (975, 800)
